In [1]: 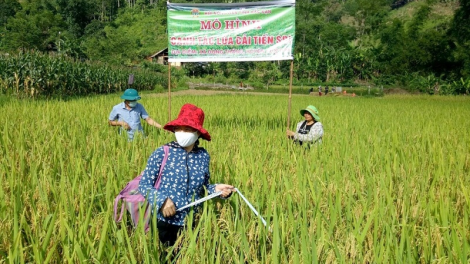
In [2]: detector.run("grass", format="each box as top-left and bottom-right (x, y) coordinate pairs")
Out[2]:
(388, 0), (459, 31)
(1, 93), (469, 263)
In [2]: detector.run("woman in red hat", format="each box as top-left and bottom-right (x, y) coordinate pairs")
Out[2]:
(138, 104), (235, 246)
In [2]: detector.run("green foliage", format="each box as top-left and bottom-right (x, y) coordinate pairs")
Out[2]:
(449, 0), (470, 77)
(248, 61), (282, 89)
(140, 60), (168, 73)
(351, 87), (385, 97)
(344, 0), (391, 35)
(0, 0), (468, 94)
(250, 80), (264, 89)
(1, 1), (65, 52)
(2, 9), (64, 52)
(153, 83), (164, 93)
(55, 0), (94, 37)
(449, 0), (470, 44)
(445, 77), (470, 95)
(81, 7), (167, 64)
(0, 52), (167, 98)
(176, 78), (189, 90)
(184, 62), (209, 78)
(0, 0), (21, 27)
(405, 73), (439, 94)
(377, 4), (454, 81)
(0, 94), (11, 106)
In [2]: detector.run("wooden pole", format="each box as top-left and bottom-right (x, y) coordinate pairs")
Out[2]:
(168, 63), (171, 122)
(287, 60), (293, 129)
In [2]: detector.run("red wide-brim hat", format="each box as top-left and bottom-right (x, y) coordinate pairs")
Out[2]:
(163, 103), (211, 141)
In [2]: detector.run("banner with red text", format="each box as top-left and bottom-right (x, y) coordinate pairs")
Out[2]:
(167, 0), (295, 62)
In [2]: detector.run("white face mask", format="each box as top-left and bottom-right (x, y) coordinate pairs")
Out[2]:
(175, 131), (199, 147)
(128, 101), (137, 108)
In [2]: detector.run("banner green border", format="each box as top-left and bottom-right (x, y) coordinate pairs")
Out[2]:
(167, 0), (295, 62)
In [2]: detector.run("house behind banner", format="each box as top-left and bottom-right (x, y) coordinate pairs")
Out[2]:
(147, 48), (182, 67)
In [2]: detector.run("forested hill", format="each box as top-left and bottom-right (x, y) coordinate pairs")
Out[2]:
(1, 0), (469, 94)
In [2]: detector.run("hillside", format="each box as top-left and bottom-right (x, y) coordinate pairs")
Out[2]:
(389, 1), (459, 30)
(1, 0), (469, 95)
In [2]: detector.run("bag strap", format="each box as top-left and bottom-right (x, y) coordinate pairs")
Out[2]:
(114, 145), (170, 222)
(155, 145), (169, 189)
(114, 194), (125, 221)
(144, 144), (169, 231)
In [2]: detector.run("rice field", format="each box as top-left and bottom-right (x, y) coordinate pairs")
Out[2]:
(1, 92), (469, 263)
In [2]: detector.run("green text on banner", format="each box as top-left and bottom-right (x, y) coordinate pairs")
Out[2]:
(167, 0), (295, 62)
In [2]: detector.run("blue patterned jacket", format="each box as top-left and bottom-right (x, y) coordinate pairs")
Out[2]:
(138, 141), (216, 226)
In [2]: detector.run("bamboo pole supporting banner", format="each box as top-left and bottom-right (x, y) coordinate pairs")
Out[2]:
(287, 60), (294, 129)
(168, 63), (171, 122)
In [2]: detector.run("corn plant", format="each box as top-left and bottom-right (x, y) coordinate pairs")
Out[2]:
(0, 52), (167, 98)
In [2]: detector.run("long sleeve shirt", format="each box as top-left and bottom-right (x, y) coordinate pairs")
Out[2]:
(294, 121), (324, 144)
(138, 141), (216, 226)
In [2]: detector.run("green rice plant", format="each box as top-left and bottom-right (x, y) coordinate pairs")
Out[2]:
(0, 93), (469, 263)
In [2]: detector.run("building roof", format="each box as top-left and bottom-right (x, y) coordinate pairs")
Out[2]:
(148, 48), (168, 58)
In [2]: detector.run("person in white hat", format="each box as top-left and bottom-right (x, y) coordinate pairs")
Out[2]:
(287, 105), (324, 147)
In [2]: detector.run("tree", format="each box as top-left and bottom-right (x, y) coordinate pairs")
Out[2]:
(262, 62), (282, 89)
(81, 7), (166, 63)
(2, 0), (66, 52)
(55, 0), (94, 37)
(449, 0), (470, 77)
(2, 12), (42, 51)
(344, 0), (391, 36)
(0, 0), (21, 27)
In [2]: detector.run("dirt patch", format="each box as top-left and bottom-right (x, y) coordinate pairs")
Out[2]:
(148, 88), (413, 97)
(148, 90), (232, 97)
(147, 89), (300, 97)
(383, 88), (412, 94)
(188, 82), (255, 91)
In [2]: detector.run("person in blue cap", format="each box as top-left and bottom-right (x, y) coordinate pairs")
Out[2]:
(108, 88), (163, 140)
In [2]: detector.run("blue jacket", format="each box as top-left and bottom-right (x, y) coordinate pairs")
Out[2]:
(138, 141), (216, 226)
